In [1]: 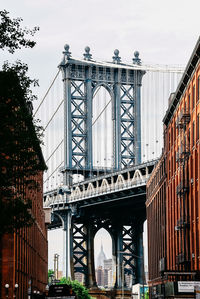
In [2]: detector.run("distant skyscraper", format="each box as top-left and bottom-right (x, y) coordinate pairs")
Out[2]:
(95, 245), (114, 288)
(104, 258), (112, 270)
(96, 266), (104, 286)
(96, 243), (107, 268)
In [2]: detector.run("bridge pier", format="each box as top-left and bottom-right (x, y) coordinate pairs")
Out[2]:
(136, 222), (145, 285)
(113, 226), (124, 289)
(86, 223), (97, 288)
(58, 209), (73, 279)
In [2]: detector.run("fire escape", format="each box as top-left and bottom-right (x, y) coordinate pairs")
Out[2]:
(175, 109), (190, 268)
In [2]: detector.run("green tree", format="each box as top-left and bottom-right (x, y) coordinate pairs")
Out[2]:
(48, 269), (55, 283)
(0, 11), (42, 234)
(0, 10), (39, 53)
(48, 269), (55, 278)
(58, 278), (92, 299)
(0, 10), (42, 299)
(145, 290), (149, 299)
(0, 62), (45, 234)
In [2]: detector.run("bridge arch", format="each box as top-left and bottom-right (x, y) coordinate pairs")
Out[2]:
(94, 227), (115, 288)
(116, 174), (126, 186)
(132, 169), (143, 182)
(86, 182), (95, 194)
(92, 82), (114, 99)
(92, 85), (113, 169)
(100, 178), (110, 191)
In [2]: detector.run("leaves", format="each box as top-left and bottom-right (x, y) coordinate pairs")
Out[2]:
(0, 10), (39, 53)
(58, 278), (92, 299)
(0, 63), (45, 234)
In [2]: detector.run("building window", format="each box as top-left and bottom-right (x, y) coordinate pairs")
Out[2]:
(193, 121), (195, 146)
(188, 128), (190, 149)
(197, 113), (199, 140)
(198, 75), (200, 103)
(171, 156), (173, 174)
(188, 93), (190, 112)
(192, 85), (195, 110)
(171, 128), (173, 145)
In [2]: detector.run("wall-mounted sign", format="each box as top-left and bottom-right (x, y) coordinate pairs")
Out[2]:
(178, 282), (200, 293)
(47, 284), (76, 298)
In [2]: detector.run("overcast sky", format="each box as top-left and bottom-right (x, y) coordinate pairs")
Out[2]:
(1, 0), (200, 101)
(1, 0), (199, 273)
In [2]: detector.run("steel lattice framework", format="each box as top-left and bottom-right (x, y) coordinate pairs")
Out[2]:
(59, 45), (145, 182)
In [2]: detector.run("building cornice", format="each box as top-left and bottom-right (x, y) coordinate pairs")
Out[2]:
(163, 37), (200, 127)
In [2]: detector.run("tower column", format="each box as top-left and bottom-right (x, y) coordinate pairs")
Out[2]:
(86, 224), (97, 288)
(135, 72), (142, 164)
(85, 66), (93, 175)
(136, 222), (145, 285)
(113, 226), (123, 289)
(114, 69), (121, 170)
(60, 209), (73, 279)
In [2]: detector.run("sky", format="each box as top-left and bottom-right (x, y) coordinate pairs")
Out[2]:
(1, 0), (200, 101)
(1, 0), (200, 273)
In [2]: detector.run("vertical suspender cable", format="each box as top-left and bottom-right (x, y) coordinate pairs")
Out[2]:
(104, 87), (107, 169)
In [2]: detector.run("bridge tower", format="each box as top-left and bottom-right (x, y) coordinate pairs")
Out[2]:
(59, 45), (145, 186)
(47, 45), (147, 294)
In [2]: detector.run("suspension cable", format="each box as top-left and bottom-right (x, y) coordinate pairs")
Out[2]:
(92, 98), (112, 126)
(44, 86), (102, 167)
(33, 69), (61, 117)
(45, 139), (64, 163)
(44, 160), (64, 183)
(44, 99), (64, 131)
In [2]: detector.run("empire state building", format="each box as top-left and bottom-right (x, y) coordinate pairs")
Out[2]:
(96, 243), (107, 268)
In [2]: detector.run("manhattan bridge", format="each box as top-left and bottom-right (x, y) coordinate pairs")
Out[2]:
(35, 45), (184, 291)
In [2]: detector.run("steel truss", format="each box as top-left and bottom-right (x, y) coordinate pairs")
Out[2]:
(59, 46), (145, 179)
(73, 223), (88, 282)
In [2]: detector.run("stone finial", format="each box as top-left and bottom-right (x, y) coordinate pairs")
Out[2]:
(133, 51), (141, 65)
(83, 46), (92, 60)
(112, 49), (121, 63)
(63, 44), (71, 60)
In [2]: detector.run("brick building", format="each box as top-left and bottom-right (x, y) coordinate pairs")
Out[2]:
(1, 173), (48, 298)
(0, 71), (48, 298)
(146, 154), (166, 290)
(146, 37), (200, 297)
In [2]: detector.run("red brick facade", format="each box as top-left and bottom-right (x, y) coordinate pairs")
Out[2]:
(164, 39), (200, 278)
(146, 38), (200, 297)
(1, 171), (48, 298)
(146, 154), (166, 286)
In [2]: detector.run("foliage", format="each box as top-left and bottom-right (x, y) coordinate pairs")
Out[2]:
(48, 269), (55, 279)
(0, 64), (45, 234)
(0, 11), (44, 234)
(58, 278), (92, 299)
(0, 10), (39, 53)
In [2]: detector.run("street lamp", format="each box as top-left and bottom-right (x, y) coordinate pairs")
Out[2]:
(28, 279), (32, 299)
(45, 285), (49, 296)
(14, 284), (19, 298)
(5, 284), (9, 298)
